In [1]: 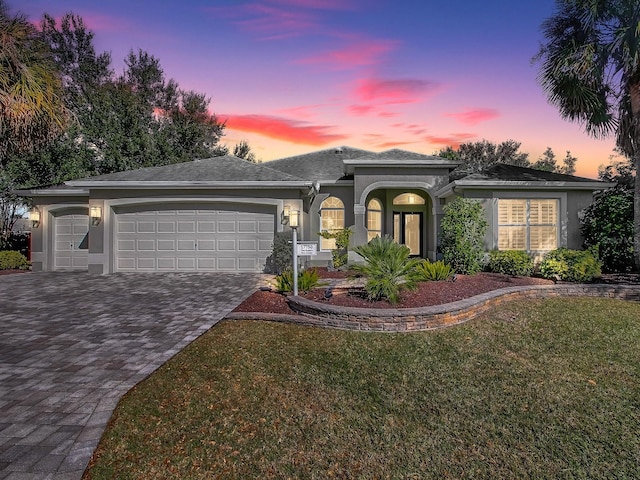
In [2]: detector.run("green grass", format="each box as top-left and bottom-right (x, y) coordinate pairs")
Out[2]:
(85, 298), (640, 479)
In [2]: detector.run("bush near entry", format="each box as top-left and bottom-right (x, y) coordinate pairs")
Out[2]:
(539, 248), (601, 282)
(0, 250), (30, 270)
(488, 250), (534, 277)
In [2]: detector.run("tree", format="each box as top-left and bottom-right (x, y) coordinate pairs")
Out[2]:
(536, 0), (640, 270)
(438, 139), (530, 174)
(0, 1), (69, 159)
(532, 147), (579, 174)
(581, 187), (634, 272)
(560, 150), (577, 175)
(532, 147), (557, 172)
(440, 198), (488, 275)
(233, 140), (258, 163)
(598, 154), (636, 190)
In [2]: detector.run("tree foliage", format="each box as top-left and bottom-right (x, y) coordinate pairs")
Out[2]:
(438, 139), (530, 174)
(0, 1), (69, 159)
(581, 188), (635, 272)
(233, 140), (258, 163)
(536, 0), (640, 269)
(440, 198), (488, 275)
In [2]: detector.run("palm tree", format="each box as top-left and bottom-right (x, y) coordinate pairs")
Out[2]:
(536, 0), (640, 270)
(0, 0), (68, 160)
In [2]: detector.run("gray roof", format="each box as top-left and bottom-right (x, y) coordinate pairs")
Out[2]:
(360, 148), (455, 162)
(464, 164), (604, 183)
(266, 146), (374, 181)
(68, 155), (304, 185)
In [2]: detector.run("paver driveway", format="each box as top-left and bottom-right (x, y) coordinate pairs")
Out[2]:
(0, 272), (262, 480)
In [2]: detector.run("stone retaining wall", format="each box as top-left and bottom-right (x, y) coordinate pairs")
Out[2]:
(283, 284), (640, 332)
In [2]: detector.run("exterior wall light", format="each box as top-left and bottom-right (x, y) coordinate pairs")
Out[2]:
(29, 208), (41, 229)
(281, 205), (291, 225)
(90, 206), (102, 226)
(281, 207), (301, 296)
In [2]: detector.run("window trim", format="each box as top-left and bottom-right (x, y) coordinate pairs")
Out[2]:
(319, 196), (345, 251)
(497, 198), (559, 252)
(366, 198), (383, 241)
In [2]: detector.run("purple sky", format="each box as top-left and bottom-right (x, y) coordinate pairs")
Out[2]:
(18, 0), (621, 178)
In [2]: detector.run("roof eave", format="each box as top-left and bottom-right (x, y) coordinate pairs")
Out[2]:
(14, 188), (89, 197)
(435, 179), (615, 197)
(65, 180), (312, 189)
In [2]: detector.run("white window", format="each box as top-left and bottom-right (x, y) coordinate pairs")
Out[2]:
(320, 197), (344, 250)
(367, 198), (382, 241)
(498, 199), (558, 252)
(392, 193), (425, 205)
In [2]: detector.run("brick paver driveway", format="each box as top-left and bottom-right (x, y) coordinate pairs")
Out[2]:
(0, 272), (261, 480)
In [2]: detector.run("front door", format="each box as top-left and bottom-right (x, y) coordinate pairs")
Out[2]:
(393, 212), (422, 256)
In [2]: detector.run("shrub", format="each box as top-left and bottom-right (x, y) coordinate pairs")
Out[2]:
(580, 188), (635, 273)
(0, 232), (30, 258)
(488, 250), (534, 276)
(539, 248), (602, 282)
(352, 235), (421, 304)
(415, 260), (455, 281)
(275, 268), (323, 294)
(0, 250), (30, 270)
(264, 231), (292, 274)
(440, 198), (488, 275)
(319, 228), (352, 268)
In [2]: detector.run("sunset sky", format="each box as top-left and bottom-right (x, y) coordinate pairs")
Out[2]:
(18, 0), (621, 178)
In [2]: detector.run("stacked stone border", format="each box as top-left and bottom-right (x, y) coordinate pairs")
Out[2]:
(227, 284), (640, 332)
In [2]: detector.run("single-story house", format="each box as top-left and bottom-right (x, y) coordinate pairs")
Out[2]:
(20, 146), (612, 273)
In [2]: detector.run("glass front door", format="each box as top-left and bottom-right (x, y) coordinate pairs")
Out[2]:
(393, 212), (422, 256)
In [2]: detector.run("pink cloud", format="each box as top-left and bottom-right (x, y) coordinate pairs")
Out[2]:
(377, 141), (416, 148)
(223, 114), (347, 145)
(298, 39), (399, 69)
(354, 78), (441, 104)
(278, 104), (325, 120)
(270, 0), (358, 9)
(377, 111), (397, 118)
(446, 108), (500, 126)
(347, 105), (377, 116)
(424, 133), (477, 148)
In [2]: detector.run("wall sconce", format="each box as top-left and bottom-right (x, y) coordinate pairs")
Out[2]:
(29, 208), (40, 229)
(90, 206), (102, 226)
(281, 205), (291, 225)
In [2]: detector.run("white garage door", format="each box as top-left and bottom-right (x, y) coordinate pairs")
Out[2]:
(54, 214), (89, 270)
(115, 207), (274, 272)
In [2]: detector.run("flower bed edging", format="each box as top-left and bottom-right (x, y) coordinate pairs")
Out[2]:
(283, 284), (640, 332)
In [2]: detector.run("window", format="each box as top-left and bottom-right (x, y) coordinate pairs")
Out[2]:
(320, 197), (344, 250)
(393, 193), (425, 205)
(367, 198), (382, 241)
(498, 199), (558, 251)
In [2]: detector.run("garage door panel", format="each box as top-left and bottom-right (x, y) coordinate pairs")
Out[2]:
(238, 221), (257, 233)
(157, 239), (176, 251)
(198, 240), (215, 251)
(178, 221), (195, 233)
(157, 222), (175, 233)
(115, 207), (274, 272)
(197, 221), (215, 233)
(238, 239), (257, 251)
(137, 221), (156, 233)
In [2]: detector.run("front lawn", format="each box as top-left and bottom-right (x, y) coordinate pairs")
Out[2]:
(85, 298), (640, 479)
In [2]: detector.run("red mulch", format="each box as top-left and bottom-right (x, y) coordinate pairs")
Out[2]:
(0, 269), (30, 276)
(233, 272), (555, 315)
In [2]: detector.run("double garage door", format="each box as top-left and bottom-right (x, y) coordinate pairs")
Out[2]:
(114, 205), (275, 272)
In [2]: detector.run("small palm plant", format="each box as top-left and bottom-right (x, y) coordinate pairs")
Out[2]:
(352, 235), (421, 304)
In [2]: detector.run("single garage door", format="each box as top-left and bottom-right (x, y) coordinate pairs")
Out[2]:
(54, 214), (89, 270)
(114, 206), (275, 272)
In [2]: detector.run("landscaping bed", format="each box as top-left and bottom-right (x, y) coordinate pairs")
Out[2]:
(233, 271), (555, 314)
